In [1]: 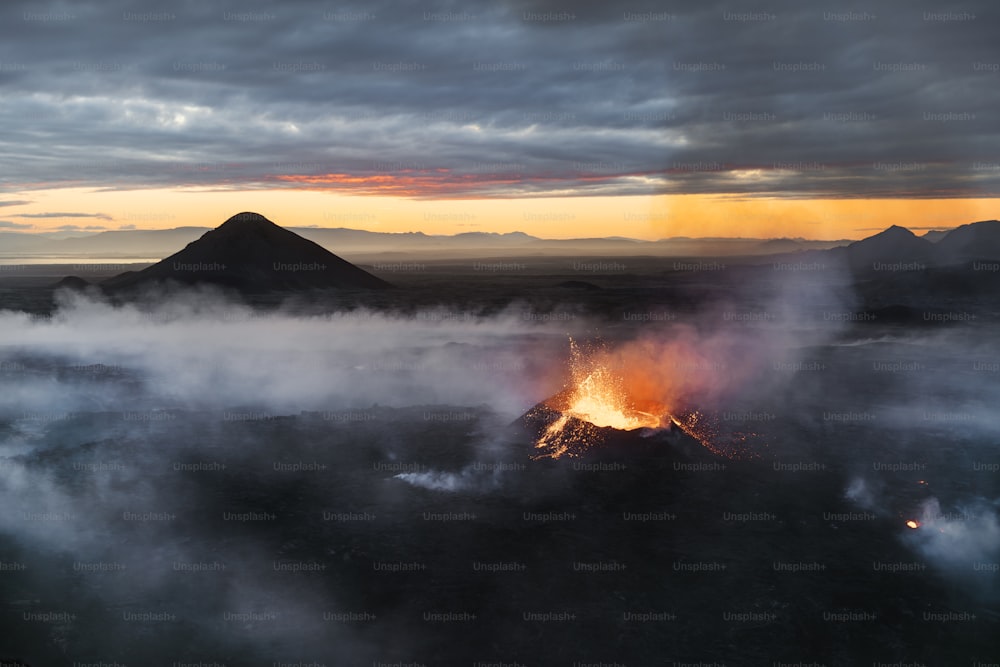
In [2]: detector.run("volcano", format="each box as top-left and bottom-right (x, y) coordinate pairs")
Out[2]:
(102, 212), (391, 293)
(515, 391), (720, 464)
(511, 339), (721, 462)
(513, 338), (764, 462)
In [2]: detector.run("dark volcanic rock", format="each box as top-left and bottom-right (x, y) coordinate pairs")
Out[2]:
(102, 212), (391, 293)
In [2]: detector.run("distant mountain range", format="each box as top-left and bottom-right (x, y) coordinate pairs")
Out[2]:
(2, 218), (998, 265)
(0, 226), (851, 260)
(817, 220), (1000, 272)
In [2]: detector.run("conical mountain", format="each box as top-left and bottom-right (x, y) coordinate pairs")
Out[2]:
(832, 225), (935, 271)
(103, 212), (391, 292)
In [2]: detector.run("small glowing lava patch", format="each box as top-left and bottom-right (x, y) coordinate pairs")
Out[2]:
(906, 520), (920, 529)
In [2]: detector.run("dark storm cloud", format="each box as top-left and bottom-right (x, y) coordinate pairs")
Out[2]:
(0, 0), (997, 198)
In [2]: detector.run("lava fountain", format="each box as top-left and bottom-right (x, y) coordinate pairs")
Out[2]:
(523, 339), (693, 459)
(523, 338), (758, 460)
(553, 337), (662, 429)
(531, 339), (663, 458)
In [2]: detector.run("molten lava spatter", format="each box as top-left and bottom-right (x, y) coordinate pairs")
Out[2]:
(669, 410), (762, 461)
(564, 359), (661, 431)
(528, 338), (766, 460)
(532, 339), (664, 458)
(669, 412), (724, 458)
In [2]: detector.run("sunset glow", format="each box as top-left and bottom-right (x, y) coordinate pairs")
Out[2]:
(3, 187), (995, 240)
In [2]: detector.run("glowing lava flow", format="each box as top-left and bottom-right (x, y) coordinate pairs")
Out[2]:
(533, 339), (663, 458)
(529, 338), (764, 460)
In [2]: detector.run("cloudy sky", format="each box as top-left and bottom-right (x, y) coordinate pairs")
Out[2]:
(0, 0), (997, 238)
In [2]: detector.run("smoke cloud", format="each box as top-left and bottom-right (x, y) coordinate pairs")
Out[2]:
(0, 287), (579, 418)
(910, 497), (1000, 569)
(2, 269), (998, 660)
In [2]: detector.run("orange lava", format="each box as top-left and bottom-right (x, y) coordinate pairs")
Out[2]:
(529, 338), (765, 460)
(906, 520), (920, 529)
(532, 339), (665, 458)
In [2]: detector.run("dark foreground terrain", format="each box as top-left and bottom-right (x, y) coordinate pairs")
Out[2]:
(0, 256), (998, 665)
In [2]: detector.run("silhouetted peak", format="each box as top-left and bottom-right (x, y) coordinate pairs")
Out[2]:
(220, 211), (273, 227)
(103, 211), (391, 292)
(877, 225), (917, 239)
(211, 212), (285, 238)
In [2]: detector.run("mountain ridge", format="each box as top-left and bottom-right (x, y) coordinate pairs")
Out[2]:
(4, 219), (999, 263)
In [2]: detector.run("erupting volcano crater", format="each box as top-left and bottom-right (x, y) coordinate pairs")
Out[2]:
(516, 339), (729, 462)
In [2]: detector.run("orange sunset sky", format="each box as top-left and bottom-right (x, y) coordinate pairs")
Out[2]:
(5, 187), (997, 240)
(2, 1), (997, 242)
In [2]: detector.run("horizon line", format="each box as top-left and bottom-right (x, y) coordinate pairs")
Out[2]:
(5, 221), (993, 244)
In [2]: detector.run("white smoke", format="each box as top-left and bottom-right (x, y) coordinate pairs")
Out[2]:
(394, 465), (502, 493)
(0, 288), (576, 417)
(910, 497), (1000, 570)
(844, 476), (878, 510)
